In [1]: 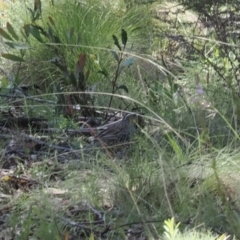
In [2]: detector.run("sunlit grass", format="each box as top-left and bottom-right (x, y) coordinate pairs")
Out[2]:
(0, 0), (240, 239)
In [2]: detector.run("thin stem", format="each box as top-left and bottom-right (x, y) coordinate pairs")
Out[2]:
(108, 45), (126, 111)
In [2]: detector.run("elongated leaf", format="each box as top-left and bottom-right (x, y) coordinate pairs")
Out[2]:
(1, 76), (9, 88)
(51, 60), (68, 74)
(33, 0), (42, 22)
(118, 57), (135, 74)
(53, 35), (61, 43)
(0, 28), (13, 41)
(117, 84), (128, 93)
(85, 69), (90, 82)
(111, 50), (119, 62)
(69, 72), (77, 87)
(66, 27), (74, 43)
(78, 54), (87, 70)
(78, 73), (85, 89)
(4, 42), (29, 49)
(98, 68), (108, 77)
(77, 33), (81, 44)
(20, 49), (26, 58)
(23, 24), (32, 37)
(172, 83), (179, 93)
(66, 30), (70, 44)
(47, 25), (54, 40)
(33, 10), (42, 22)
(34, 0), (42, 13)
(30, 26), (43, 42)
(112, 35), (121, 51)
(75, 54), (86, 79)
(121, 29), (127, 46)
(34, 25), (48, 37)
(6, 22), (19, 40)
(23, 24), (43, 42)
(69, 27), (74, 40)
(1, 53), (25, 62)
(27, 7), (34, 22)
(48, 16), (55, 26)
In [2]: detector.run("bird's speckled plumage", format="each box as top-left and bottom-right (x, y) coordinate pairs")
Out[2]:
(93, 113), (145, 148)
(81, 113), (145, 158)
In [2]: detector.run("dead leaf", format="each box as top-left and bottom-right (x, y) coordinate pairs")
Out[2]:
(43, 188), (68, 195)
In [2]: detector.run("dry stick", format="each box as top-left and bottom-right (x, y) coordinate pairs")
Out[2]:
(0, 93), (56, 104)
(40, 127), (98, 136)
(19, 133), (73, 151)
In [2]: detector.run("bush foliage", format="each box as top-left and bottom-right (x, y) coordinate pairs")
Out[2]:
(0, 0), (240, 239)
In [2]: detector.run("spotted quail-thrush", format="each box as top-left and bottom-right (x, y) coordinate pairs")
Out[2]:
(92, 113), (145, 150)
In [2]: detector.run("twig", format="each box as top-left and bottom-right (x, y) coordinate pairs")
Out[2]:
(0, 93), (56, 104)
(20, 133), (73, 151)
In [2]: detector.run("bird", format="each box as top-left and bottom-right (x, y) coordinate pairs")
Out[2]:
(94, 113), (145, 144)
(85, 113), (145, 156)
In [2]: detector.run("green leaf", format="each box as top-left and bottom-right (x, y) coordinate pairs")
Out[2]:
(112, 35), (121, 51)
(166, 134), (183, 161)
(20, 49), (26, 58)
(23, 24), (44, 42)
(111, 50), (119, 62)
(23, 24), (33, 38)
(47, 25), (54, 41)
(27, 7), (35, 22)
(6, 22), (19, 40)
(69, 72), (77, 87)
(1, 53), (25, 62)
(33, 11), (42, 22)
(117, 85), (128, 93)
(4, 42), (29, 50)
(172, 83), (179, 93)
(0, 28), (13, 41)
(51, 59), (69, 74)
(20, 27), (28, 39)
(66, 27), (74, 43)
(0, 76), (8, 88)
(118, 57), (135, 74)
(121, 29), (127, 46)
(77, 33), (81, 44)
(98, 68), (108, 77)
(52, 35), (61, 44)
(34, 25), (48, 37)
(30, 26), (43, 42)
(70, 28), (74, 40)
(32, 0), (42, 22)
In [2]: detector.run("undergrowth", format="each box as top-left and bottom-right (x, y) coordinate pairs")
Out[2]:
(0, 0), (239, 239)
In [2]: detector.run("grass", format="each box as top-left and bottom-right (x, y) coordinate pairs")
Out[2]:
(0, 0), (240, 239)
